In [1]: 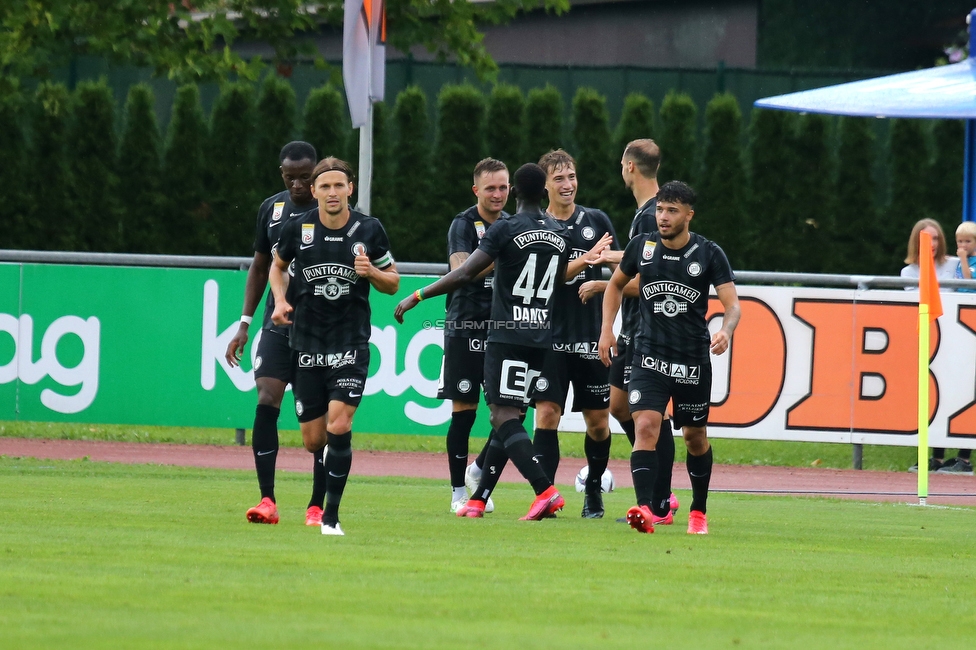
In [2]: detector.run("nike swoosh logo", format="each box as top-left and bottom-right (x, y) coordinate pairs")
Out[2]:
(349, 392), (362, 398)
(602, 396), (610, 402)
(454, 455), (467, 459)
(256, 450), (275, 456)
(300, 244), (314, 250)
(692, 414), (706, 422)
(640, 261), (653, 266)
(269, 221), (282, 228)
(328, 472), (348, 478)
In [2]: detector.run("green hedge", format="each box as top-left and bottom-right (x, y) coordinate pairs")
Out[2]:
(4, 79), (967, 277)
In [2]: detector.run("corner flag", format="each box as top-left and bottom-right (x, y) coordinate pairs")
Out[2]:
(916, 229), (942, 505)
(343, 0), (386, 129)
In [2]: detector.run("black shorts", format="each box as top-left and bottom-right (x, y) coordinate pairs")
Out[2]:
(293, 348), (370, 422)
(627, 353), (712, 429)
(483, 342), (547, 409)
(531, 343), (610, 412)
(253, 330), (297, 383)
(608, 335), (634, 390)
(436, 336), (487, 403)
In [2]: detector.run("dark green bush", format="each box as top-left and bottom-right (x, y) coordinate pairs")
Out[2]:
(208, 82), (256, 256)
(70, 80), (120, 252)
(303, 84), (349, 161)
(697, 93), (746, 266)
(609, 93), (655, 227)
(434, 84), (486, 225)
(791, 114), (833, 273)
(747, 109), (798, 271)
(391, 86), (434, 262)
(835, 116), (881, 274)
(657, 91), (697, 186)
(255, 75), (298, 194)
(524, 85), (563, 164)
(31, 83), (75, 251)
(928, 119), (965, 240)
(0, 93), (30, 248)
(883, 118), (929, 272)
(571, 87), (614, 214)
(118, 84), (164, 253)
(163, 84), (208, 254)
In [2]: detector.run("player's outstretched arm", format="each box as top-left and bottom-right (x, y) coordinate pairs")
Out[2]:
(709, 282), (741, 355)
(356, 256), (400, 295)
(394, 250), (493, 323)
(598, 267), (631, 367)
(268, 254), (294, 326)
(563, 232), (612, 282)
(225, 250), (272, 367)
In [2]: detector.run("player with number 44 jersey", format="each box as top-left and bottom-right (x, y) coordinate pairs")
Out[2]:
(395, 164), (611, 521)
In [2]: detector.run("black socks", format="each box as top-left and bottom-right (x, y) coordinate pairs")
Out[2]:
(631, 449), (658, 508)
(323, 431), (352, 526)
(686, 446), (713, 514)
(252, 404), (280, 501)
(651, 419), (676, 516)
(584, 434), (612, 494)
(533, 427), (560, 484)
(446, 410), (477, 487)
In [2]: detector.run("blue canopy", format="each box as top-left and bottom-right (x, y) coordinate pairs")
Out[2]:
(755, 59), (976, 120)
(755, 9), (976, 222)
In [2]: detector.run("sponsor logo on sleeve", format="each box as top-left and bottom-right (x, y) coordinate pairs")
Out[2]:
(301, 223), (314, 245)
(272, 202), (285, 221)
(642, 240), (656, 260)
(474, 220), (486, 239)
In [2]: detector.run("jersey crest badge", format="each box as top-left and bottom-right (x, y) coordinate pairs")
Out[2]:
(687, 261), (702, 277)
(351, 242), (367, 257)
(272, 202), (285, 221)
(474, 220), (486, 239)
(301, 223), (314, 245)
(642, 240), (656, 260)
(581, 226), (595, 241)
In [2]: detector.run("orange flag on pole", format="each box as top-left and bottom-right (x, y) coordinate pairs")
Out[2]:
(919, 230), (943, 321)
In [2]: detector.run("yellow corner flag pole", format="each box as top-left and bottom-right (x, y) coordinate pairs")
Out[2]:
(917, 304), (929, 506)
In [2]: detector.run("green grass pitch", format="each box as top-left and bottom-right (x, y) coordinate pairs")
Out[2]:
(1, 456), (972, 649)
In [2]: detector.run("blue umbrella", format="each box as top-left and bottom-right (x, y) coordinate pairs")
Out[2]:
(755, 9), (976, 221)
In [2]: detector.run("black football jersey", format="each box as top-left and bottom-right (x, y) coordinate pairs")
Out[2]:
(550, 206), (618, 344)
(619, 231), (735, 363)
(276, 209), (394, 354)
(444, 206), (507, 339)
(477, 210), (571, 348)
(253, 190), (318, 335)
(621, 197), (658, 341)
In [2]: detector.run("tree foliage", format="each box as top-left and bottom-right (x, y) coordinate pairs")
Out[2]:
(303, 84), (349, 161)
(570, 88), (613, 221)
(928, 119), (965, 238)
(255, 75), (298, 193)
(434, 84), (486, 221)
(610, 92), (655, 223)
(835, 116), (881, 274)
(487, 83), (525, 170)
(29, 82), (74, 250)
(0, 92), (30, 248)
(163, 84), (209, 254)
(883, 118), (928, 273)
(747, 109), (798, 271)
(391, 86), (433, 262)
(524, 85), (563, 164)
(697, 93), (746, 266)
(1, 0), (569, 88)
(118, 83), (165, 253)
(69, 80), (119, 252)
(657, 91), (697, 186)
(791, 114), (833, 273)
(208, 82), (256, 256)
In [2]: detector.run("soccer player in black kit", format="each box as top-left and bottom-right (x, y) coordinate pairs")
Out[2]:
(270, 157), (399, 536)
(530, 149), (616, 518)
(225, 141), (321, 526)
(395, 164), (607, 520)
(440, 158), (510, 514)
(587, 139), (680, 525)
(599, 181), (740, 535)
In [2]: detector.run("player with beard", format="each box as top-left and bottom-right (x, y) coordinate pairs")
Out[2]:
(270, 157), (399, 536)
(529, 149), (617, 519)
(440, 158), (510, 514)
(396, 164), (609, 520)
(599, 181), (740, 535)
(584, 139), (680, 525)
(226, 141), (322, 526)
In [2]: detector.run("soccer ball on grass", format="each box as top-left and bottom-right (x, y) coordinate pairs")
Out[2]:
(574, 465), (614, 493)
